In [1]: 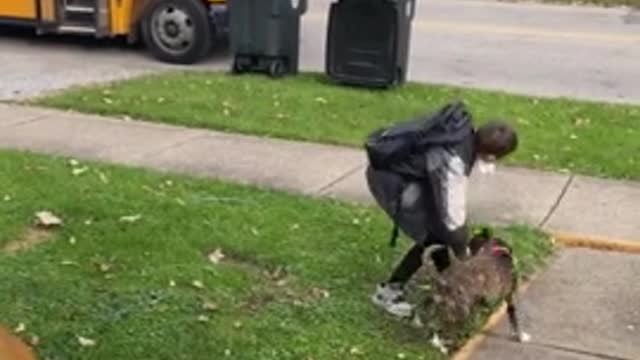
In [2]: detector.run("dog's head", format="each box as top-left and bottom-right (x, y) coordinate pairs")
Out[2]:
(468, 227), (513, 259)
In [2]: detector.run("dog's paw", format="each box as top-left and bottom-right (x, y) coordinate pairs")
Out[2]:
(516, 331), (531, 343)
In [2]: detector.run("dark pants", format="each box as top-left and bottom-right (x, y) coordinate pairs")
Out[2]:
(365, 166), (463, 285)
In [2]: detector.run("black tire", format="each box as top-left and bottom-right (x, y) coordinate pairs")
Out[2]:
(268, 59), (286, 78)
(231, 56), (247, 74)
(141, 0), (212, 64)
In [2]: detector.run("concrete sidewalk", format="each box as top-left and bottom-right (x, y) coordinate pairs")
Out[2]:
(1, 103), (638, 242)
(468, 248), (640, 360)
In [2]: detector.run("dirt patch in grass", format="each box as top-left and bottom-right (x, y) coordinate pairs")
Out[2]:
(1, 228), (54, 255)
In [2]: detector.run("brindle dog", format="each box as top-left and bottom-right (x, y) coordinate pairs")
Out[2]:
(416, 228), (530, 343)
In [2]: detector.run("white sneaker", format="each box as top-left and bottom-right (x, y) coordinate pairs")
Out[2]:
(371, 282), (414, 318)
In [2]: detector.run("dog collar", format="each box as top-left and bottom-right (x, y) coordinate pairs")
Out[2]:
(490, 242), (511, 257)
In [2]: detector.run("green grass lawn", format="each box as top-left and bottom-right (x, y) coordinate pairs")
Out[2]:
(0, 150), (553, 360)
(31, 72), (640, 181)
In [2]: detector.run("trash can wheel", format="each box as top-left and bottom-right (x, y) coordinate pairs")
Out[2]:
(232, 56), (249, 74)
(268, 59), (287, 78)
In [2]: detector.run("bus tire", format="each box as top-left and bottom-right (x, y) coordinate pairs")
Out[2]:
(141, 0), (212, 64)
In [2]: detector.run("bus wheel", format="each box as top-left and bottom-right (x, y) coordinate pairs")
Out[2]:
(142, 0), (212, 64)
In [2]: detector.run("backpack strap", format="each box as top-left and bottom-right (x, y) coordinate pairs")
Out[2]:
(388, 183), (407, 248)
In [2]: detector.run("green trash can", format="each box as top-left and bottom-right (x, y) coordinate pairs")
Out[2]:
(229, 0), (308, 77)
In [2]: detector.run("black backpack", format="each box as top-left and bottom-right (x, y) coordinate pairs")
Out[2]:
(364, 100), (474, 246)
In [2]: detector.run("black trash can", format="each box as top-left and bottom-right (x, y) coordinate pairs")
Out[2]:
(325, 0), (415, 87)
(229, 0), (308, 77)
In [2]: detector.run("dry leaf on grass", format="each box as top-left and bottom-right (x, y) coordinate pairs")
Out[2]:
(197, 315), (210, 323)
(430, 333), (448, 355)
(119, 214), (142, 223)
(208, 249), (225, 264)
(14, 323), (26, 333)
(72, 167), (89, 176)
(77, 336), (96, 347)
(97, 171), (109, 184)
(3, 195), (11, 202)
(35, 211), (62, 227)
(192, 280), (205, 289)
(202, 301), (219, 312)
(29, 335), (39, 347)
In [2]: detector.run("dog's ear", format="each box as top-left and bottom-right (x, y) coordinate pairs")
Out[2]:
(469, 227), (492, 255)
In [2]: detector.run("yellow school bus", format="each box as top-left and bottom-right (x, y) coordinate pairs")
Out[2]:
(0, 0), (229, 64)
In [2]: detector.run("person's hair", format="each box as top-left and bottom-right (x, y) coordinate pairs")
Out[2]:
(475, 121), (518, 158)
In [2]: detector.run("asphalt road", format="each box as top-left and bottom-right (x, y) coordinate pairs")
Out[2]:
(0, 0), (638, 104)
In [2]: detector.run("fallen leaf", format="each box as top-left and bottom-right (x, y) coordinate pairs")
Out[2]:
(208, 249), (225, 264)
(192, 280), (205, 289)
(311, 287), (330, 299)
(69, 159), (80, 167)
(397, 353), (407, 359)
(97, 171), (109, 184)
(197, 315), (210, 322)
(69, 236), (77, 245)
(119, 214), (142, 223)
(77, 336), (96, 347)
(35, 211), (63, 227)
(3, 194), (11, 201)
(103, 98), (113, 105)
(315, 97), (328, 104)
(349, 346), (364, 355)
(569, 133), (578, 140)
(61, 260), (76, 266)
(169, 280), (176, 287)
(202, 301), (219, 312)
(29, 335), (39, 347)
(98, 263), (112, 273)
(223, 108), (230, 116)
(84, 219), (93, 226)
(233, 321), (242, 329)
(430, 333), (448, 355)
(290, 223), (300, 230)
(250, 227), (260, 236)
(224, 349), (232, 356)
(72, 167), (89, 176)
(14, 323), (26, 333)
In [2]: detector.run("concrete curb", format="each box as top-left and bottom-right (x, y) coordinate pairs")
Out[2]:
(551, 232), (640, 255)
(449, 231), (640, 359)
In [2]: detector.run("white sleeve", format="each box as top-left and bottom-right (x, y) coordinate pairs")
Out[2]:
(426, 148), (468, 231)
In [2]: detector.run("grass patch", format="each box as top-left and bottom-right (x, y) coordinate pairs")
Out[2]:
(32, 71), (640, 181)
(0, 149), (553, 359)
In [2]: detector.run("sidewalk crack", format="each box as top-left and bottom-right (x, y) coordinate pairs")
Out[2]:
(538, 173), (575, 228)
(314, 164), (365, 196)
(136, 133), (209, 161)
